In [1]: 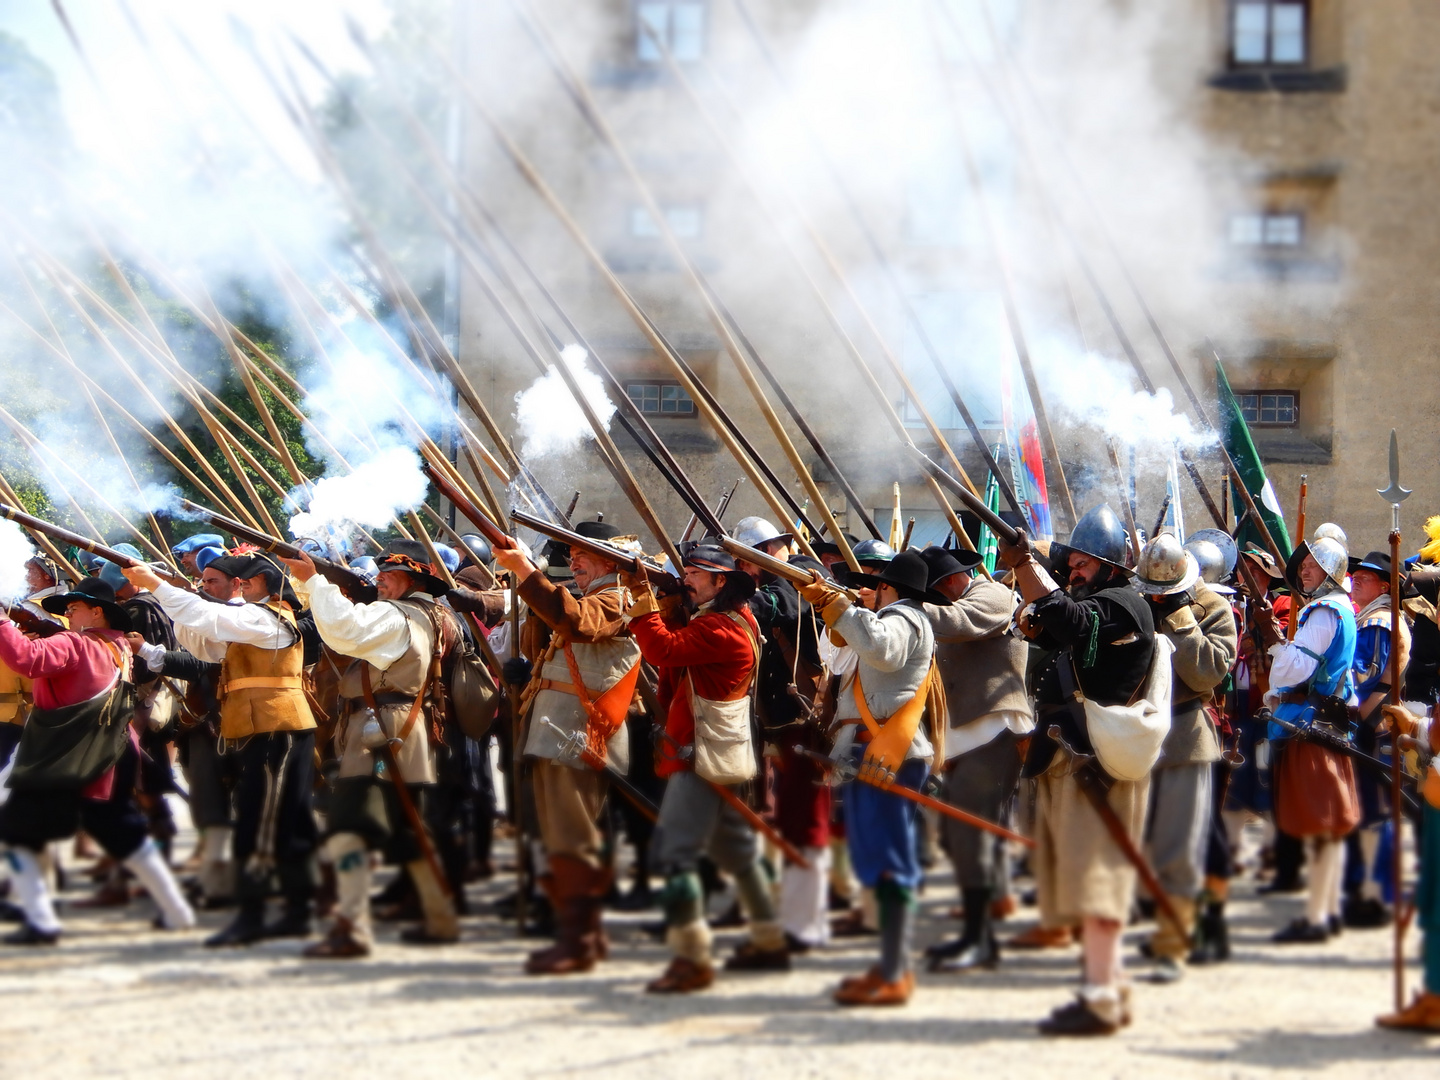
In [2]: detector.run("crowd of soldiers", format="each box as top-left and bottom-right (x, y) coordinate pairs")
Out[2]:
(1, 500), (1438, 1037)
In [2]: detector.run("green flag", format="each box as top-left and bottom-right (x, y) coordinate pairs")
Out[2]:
(978, 446), (1001, 574)
(1216, 362), (1292, 560)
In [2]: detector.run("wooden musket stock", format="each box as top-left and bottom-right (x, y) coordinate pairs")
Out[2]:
(510, 508), (676, 589)
(0, 503), (190, 590)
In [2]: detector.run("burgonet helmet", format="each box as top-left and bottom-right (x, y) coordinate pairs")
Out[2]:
(1285, 535), (1350, 597)
(1050, 504), (1131, 576)
(733, 516), (793, 550)
(1136, 534), (1200, 597)
(1185, 529), (1238, 581)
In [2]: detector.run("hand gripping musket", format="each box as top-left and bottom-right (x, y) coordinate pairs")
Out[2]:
(177, 500), (377, 602)
(792, 746), (1034, 848)
(538, 717), (658, 824)
(1044, 724), (1188, 940)
(3, 603), (64, 637)
(510, 509), (680, 591)
(650, 723), (810, 869)
(1377, 428), (1412, 1010)
(0, 503), (191, 590)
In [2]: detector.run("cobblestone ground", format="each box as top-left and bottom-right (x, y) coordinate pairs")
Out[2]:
(0, 823), (1436, 1078)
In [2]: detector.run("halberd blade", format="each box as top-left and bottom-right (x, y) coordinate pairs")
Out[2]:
(1377, 429), (1412, 504)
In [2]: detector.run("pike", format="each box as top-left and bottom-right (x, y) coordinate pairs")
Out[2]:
(1377, 429), (1412, 1011)
(793, 746), (1034, 848)
(511, 509), (677, 590)
(629, 14), (995, 553)
(683, 479), (742, 543)
(178, 500), (378, 603)
(1287, 473), (1309, 642)
(0, 503), (190, 590)
(727, 0), (1028, 527)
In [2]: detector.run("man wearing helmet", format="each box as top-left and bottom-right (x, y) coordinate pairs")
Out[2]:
(1134, 535), (1238, 982)
(1265, 530), (1361, 944)
(998, 504), (1158, 1036)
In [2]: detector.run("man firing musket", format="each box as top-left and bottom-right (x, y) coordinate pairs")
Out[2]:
(488, 514), (645, 977)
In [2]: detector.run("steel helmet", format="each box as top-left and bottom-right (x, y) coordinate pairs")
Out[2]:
(1051, 504), (1131, 575)
(458, 533), (492, 566)
(1183, 540), (1229, 586)
(1286, 535), (1350, 596)
(1185, 529), (1238, 580)
(851, 538), (896, 569)
(1136, 533), (1200, 596)
(733, 516), (793, 550)
(1314, 522), (1348, 547)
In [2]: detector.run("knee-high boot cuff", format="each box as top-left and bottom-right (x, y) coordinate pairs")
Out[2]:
(124, 839), (197, 929)
(666, 919), (713, 966)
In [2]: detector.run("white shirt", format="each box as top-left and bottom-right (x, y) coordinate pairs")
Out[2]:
(152, 582), (297, 663)
(294, 576), (420, 673)
(946, 710), (1034, 759)
(1264, 604), (1357, 708)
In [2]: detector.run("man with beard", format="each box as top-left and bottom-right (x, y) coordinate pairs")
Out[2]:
(999, 505), (1159, 1036)
(490, 518), (643, 976)
(626, 543), (782, 993)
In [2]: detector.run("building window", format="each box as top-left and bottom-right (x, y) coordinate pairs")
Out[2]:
(1231, 1), (1307, 66)
(637, 2), (705, 63)
(626, 380), (696, 417)
(1228, 211), (1303, 247)
(1237, 390), (1299, 426)
(630, 204), (703, 239)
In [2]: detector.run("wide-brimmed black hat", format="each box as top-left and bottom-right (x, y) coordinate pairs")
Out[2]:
(376, 540), (450, 596)
(682, 544), (757, 600)
(41, 578), (132, 632)
(919, 545), (982, 589)
(846, 550), (943, 604)
(813, 532), (860, 559)
(1348, 551), (1393, 579)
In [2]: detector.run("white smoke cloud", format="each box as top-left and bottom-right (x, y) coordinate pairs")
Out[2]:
(0, 521), (36, 603)
(513, 345), (615, 461)
(288, 444), (427, 546)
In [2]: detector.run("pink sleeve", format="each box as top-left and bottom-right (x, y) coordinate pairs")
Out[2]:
(0, 620), (84, 678)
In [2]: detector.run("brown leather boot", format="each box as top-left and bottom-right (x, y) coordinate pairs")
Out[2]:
(1377, 992), (1440, 1032)
(834, 970), (914, 1006)
(525, 856), (602, 975)
(303, 917), (371, 959)
(646, 956), (715, 994)
(1009, 924), (1075, 949)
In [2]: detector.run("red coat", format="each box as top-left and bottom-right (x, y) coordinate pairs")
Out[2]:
(629, 605), (759, 778)
(0, 621), (128, 710)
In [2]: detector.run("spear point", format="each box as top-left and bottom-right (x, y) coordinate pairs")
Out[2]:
(1377, 429), (1412, 505)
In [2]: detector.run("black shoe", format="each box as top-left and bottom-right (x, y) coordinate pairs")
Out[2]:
(263, 909), (312, 939)
(1038, 996), (1119, 1037)
(2, 922), (60, 946)
(932, 934), (1000, 974)
(1150, 956), (1185, 984)
(783, 932), (813, 955)
(0, 900), (25, 924)
(709, 900), (745, 929)
(1272, 918), (1328, 944)
(613, 884), (656, 912)
(1188, 904), (1230, 965)
(399, 925), (459, 945)
(1342, 897), (1392, 929)
(205, 909), (268, 948)
(1327, 914), (1343, 938)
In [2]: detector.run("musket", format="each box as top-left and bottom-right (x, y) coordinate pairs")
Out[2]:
(1045, 725), (1188, 939)
(3, 603), (64, 637)
(511, 508), (677, 590)
(538, 717), (658, 824)
(909, 450), (1021, 546)
(900, 517), (916, 553)
(422, 462), (513, 553)
(564, 491), (581, 521)
(1377, 429), (1412, 1010)
(793, 746), (1033, 848)
(650, 723), (810, 870)
(1286, 474), (1308, 642)
(683, 478), (741, 543)
(1152, 494), (1172, 539)
(0, 503), (191, 590)
(1264, 713), (1419, 812)
(177, 500), (377, 603)
(717, 537), (857, 601)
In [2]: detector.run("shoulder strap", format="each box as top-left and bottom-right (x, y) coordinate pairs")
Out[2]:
(851, 658), (938, 741)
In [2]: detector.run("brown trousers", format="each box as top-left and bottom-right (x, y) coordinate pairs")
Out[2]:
(532, 757), (608, 870)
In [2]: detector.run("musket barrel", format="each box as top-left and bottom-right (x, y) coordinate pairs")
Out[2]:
(908, 450), (1021, 546)
(509, 508), (675, 588)
(0, 502), (189, 588)
(178, 500), (376, 601)
(422, 463), (513, 553)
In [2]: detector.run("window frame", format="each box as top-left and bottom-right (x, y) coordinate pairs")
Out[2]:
(1236, 389), (1300, 427)
(1228, 209), (1306, 249)
(1229, 0), (1310, 69)
(624, 379), (698, 419)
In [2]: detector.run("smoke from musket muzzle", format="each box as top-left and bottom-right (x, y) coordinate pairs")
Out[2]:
(0, 521), (37, 603)
(513, 345), (616, 461)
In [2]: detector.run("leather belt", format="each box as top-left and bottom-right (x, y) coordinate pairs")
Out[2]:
(1279, 689), (1309, 705)
(537, 677), (581, 697)
(344, 691), (413, 708)
(838, 716), (885, 744)
(0, 692), (29, 704)
(223, 676), (302, 693)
